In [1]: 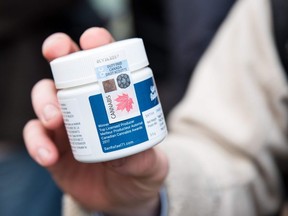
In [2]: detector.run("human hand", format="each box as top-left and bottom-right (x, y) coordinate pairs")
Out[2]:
(23, 27), (169, 216)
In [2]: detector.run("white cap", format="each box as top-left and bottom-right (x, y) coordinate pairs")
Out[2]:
(50, 38), (149, 89)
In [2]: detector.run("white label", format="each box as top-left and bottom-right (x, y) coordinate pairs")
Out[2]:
(60, 99), (92, 156)
(142, 104), (167, 139)
(95, 51), (140, 124)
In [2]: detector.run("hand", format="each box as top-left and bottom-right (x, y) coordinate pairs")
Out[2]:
(23, 27), (169, 216)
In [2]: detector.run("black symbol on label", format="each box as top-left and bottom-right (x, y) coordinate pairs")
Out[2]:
(117, 74), (131, 89)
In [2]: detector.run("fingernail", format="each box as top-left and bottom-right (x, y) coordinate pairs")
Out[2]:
(36, 148), (51, 165)
(43, 104), (58, 122)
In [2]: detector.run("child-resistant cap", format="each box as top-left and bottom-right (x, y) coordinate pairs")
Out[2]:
(50, 38), (149, 89)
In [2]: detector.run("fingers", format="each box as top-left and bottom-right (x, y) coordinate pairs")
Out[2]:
(27, 27), (115, 164)
(43, 27), (114, 62)
(80, 27), (114, 50)
(32, 79), (63, 130)
(23, 119), (59, 166)
(105, 147), (169, 180)
(42, 33), (80, 62)
(35, 28), (115, 130)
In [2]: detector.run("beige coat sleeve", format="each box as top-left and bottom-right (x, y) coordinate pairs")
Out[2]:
(62, 0), (288, 215)
(162, 0), (288, 215)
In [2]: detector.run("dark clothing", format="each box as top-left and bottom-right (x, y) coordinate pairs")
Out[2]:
(271, 0), (288, 206)
(132, 0), (236, 114)
(0, 1), (105, 215)
(271, 0), (288, 76)
(0, 0), (105, 145)
(0, 148), (63, 216)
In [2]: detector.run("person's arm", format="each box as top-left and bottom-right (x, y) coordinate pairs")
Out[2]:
(161, 0), (288, 215)
(24, 0), (288, 215)
(23, 27), (168, 216)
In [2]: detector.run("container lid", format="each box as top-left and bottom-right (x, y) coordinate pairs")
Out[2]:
(50, 38), (149, 89)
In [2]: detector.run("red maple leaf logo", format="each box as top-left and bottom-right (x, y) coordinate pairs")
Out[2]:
(115, 94), (134, 112)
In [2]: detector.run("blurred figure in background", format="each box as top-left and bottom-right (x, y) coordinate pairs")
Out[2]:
(0, 0), (105, 215)
(90, 0), (133, 40)
(131, 0), (236, 114)
(91, 0), (236, 115)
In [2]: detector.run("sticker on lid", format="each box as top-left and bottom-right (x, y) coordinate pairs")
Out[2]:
(95, 51), (140, 124)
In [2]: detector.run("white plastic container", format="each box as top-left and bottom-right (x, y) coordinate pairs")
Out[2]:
(50, 38), (167, 162)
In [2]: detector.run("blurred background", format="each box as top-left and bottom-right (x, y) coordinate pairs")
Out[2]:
(0, 0), (234, 215)
(90, 0), (134, 40)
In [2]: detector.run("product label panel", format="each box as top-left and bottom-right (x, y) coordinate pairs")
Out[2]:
(89, 77), (166, 153)
(59, 99), (92, 156)
(95, 57), (140, 124)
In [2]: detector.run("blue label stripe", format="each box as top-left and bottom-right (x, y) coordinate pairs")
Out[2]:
(89, 77), (157, 153)
(135, 77), (159, 111)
